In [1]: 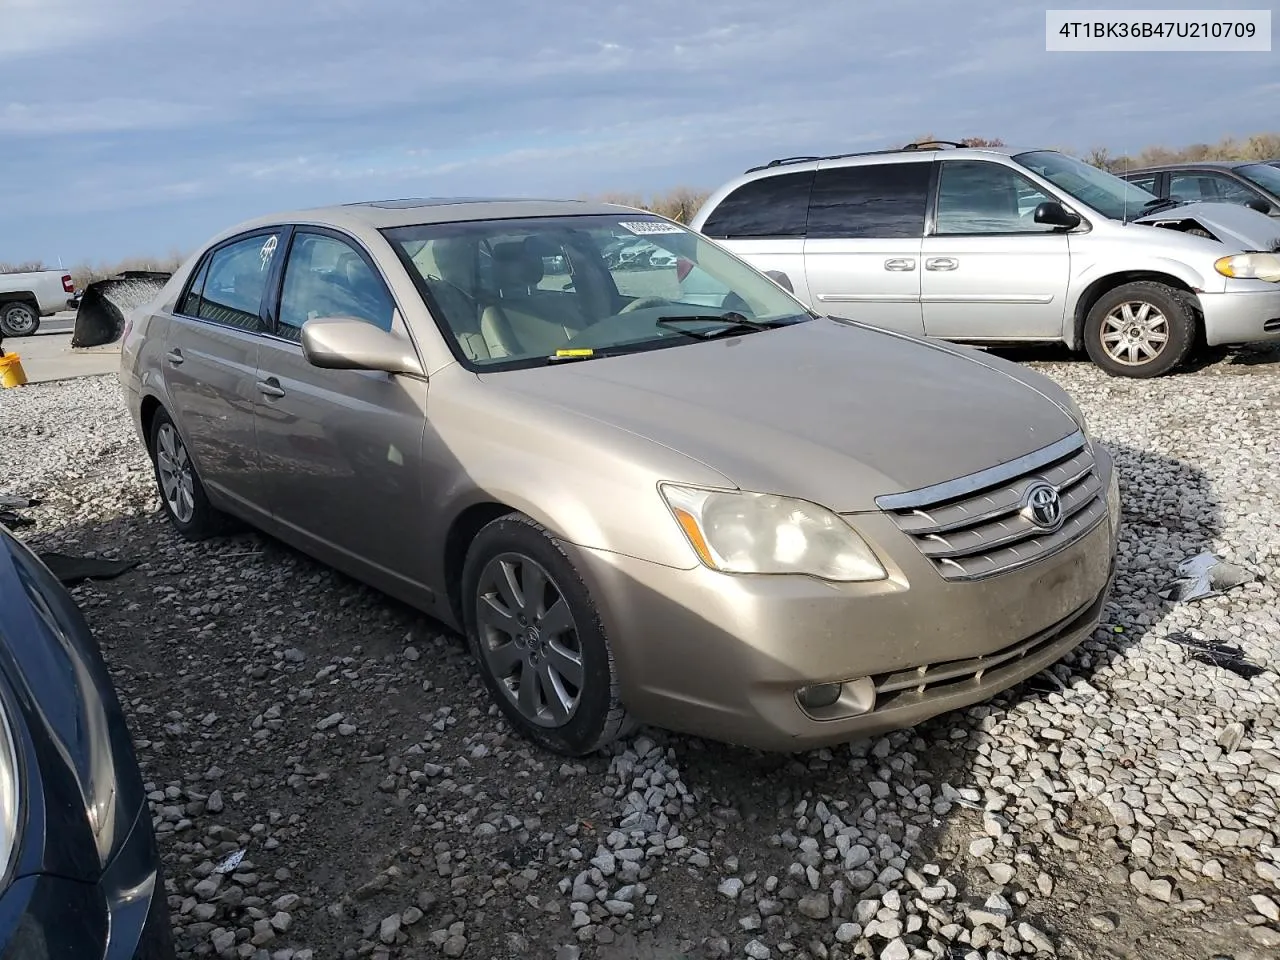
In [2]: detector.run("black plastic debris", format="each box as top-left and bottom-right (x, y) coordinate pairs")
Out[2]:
(1165, 632), (1267, 680)
(1158, 552), (1256, 603)
(0, 494), (40, 530)
(37, 552), (138, 585)
(71, 271), (172, 348)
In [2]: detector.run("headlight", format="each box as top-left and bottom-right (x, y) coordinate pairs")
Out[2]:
(1105, 465), (1121, 533)
(1214, 253), (1280, 281)
(660, 484), (887, 581)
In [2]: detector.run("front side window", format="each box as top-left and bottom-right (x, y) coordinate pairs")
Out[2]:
(277, 232), (395, 342)
(192, 233), (279, 331)
(699, 170), (814, 239)
(1014, 150), (1157, 221)
(807, 161), (930, 239)
(934, 160), (1059, 235)
(1169, 171), (1264, 207)
(384, 214), (811, 370)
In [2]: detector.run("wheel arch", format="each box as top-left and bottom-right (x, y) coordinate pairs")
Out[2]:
(1071, 270), (1202, 350)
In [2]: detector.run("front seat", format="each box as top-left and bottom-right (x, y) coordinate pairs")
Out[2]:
(479, 242), (585, 358)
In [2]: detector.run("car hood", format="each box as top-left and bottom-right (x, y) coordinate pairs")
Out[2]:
(1133, 200), (1280, 251)
(489, 318), (1079, 512)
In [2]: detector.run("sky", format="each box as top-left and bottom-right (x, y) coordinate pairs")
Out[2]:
(1, 0), (1275, 265)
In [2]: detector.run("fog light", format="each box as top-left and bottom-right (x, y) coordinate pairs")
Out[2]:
(797, 683), (843, 710)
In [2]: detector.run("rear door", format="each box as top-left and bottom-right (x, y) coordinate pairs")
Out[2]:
(697, 170), (813, 304)
(801, 159), (930, 335)
(253, 227), (431, 596)
(162, 230), (280, 518)
(920, 158), (1070, 341)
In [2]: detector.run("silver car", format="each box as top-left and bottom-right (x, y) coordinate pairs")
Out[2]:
(690, 142), (1280, 378)
(119, 198), (1120, 756)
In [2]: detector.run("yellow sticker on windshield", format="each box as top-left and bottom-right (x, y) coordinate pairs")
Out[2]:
(555, 348), (594, 357)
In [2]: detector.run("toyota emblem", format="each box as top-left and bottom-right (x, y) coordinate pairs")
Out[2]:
(1021, 481), (1063, 531)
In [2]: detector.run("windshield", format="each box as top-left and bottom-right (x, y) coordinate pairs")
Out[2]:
(1237, 162), (1280, 197)
(1013, 150), (1159, 221)
(382, 214), (811, 369)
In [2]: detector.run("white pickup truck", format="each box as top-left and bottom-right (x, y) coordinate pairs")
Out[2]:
(0, 269), (76, 337)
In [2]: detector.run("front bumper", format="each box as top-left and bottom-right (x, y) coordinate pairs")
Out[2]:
(1200, 285), (1280, 346)
(572, 459), (1120, 752)
(0, 804), (173, 959)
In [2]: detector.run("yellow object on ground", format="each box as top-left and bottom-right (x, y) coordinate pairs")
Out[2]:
(0, 352), (28, 388)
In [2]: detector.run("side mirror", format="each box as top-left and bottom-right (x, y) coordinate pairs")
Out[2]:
(763, 269), (795, 293)
(301, 317), (424, 377)
(1245, 198), (1271, 214)
(1033, 201), (1082, 229)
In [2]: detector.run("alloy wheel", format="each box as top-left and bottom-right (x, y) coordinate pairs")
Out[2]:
(1099, 301), (1169, 366)
(155, 423), (196, 524)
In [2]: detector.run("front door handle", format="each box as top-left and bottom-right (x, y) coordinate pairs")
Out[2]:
(256, 377), (286, 398)
(165, 349), (184, 365)
(925, 257), (958, 271)
(884, 258), (916, 272)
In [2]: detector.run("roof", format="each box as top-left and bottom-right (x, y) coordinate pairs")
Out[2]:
(743, 142), (1024, 175)
(1120, 160), (1258, 174)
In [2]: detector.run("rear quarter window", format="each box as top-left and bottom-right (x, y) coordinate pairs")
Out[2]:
(700, 170), (815, 239)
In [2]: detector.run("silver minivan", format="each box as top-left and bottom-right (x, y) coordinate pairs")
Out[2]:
(690, 142), (1280, 377)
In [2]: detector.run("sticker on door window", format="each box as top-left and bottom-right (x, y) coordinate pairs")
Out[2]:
(259, 235), (278, 270)
(618, 221), (684, 235)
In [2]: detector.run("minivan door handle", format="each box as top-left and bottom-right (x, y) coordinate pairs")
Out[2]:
(255, 377), (286, 398)
(925, 257), (958, 271)
(884, 258), (916, 272)
(165, 349), (184, 365)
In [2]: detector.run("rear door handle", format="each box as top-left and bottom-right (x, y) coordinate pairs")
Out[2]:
(925, 257), (958, 271)
(256, 377), (286, 398)
(884, 258), (916, 272)
(165, 349), (184, 365)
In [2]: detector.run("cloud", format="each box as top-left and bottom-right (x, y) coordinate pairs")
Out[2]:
(0, 0), (1274, 263)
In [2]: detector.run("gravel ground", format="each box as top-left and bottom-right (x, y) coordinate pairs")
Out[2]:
(3, 345), (1280, 960)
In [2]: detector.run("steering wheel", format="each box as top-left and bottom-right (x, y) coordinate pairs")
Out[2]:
(619, 296), (674, 314)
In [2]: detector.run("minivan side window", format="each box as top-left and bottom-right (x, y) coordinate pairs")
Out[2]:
(190, 233), (280, 332)
(700, 170), (815, 239)
(806, 162), (931, 240)
(935, 161), (1059, 235)
(277, 232), (396, 342)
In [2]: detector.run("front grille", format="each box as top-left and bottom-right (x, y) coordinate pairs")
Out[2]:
(875, 430), (1106, 581)
(870, 589), (1104, 712)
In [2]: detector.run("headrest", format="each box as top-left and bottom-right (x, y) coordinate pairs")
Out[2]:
(492, 239), (545, 288)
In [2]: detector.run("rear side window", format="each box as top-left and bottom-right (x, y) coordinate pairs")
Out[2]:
(189, 233), (280, 332)
(177, 256), (211, 317)
(807, 162), (930, 239)
(700, 171), (814, 239)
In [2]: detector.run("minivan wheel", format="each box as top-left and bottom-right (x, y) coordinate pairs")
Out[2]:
(462, 514), (634, 756)
(1083, 281), (1196, 378)
(0, 302), (40, 337)
(148, 409), (232, 540)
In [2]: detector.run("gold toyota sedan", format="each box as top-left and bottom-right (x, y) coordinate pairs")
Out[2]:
(119, 198), (1120, 756)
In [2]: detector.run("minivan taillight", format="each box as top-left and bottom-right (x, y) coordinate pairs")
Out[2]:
(675, 257), (694, 283)
(62, 274), (74, 293)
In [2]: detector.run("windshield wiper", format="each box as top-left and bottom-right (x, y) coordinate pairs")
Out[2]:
(1136, 197), (1186, 217)
(655, 313), (787, 339)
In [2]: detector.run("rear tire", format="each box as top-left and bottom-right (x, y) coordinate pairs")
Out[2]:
(0, 302), (40, 338)
(1083, 281), (1197, 378)
(148, 408), (234, 540)
(462, 513), (635, 756)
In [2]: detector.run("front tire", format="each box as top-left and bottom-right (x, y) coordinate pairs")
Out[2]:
(1083, 281), (1196, 378)
(148, 408), (233, 540)
(462, 514), (634, 756)
(0, 302), (40, 338)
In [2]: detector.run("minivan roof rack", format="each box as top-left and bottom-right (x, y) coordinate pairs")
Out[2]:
(745, 140), (968, 174)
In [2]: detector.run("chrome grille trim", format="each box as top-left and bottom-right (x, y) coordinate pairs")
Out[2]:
(876, 431), (1107, 581)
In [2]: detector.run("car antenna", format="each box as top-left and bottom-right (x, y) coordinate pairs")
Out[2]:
(1122, 146), (1129, 223)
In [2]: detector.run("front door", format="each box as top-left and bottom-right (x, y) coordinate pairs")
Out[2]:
(801, 159), (930, 335)
(162, 230), (280, 517)
(252, 228), (431, 595)
(921, 159), (1070, 341)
